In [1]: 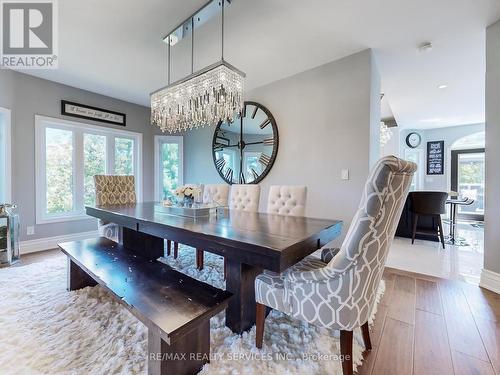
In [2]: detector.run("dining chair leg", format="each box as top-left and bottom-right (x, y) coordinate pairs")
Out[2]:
(361, 322), (372, 350)
(437, 215), (445, 249)
(411, 213), (419, 244)
(340, 330), (353, 375)
(166, 240), (171, 256)
(255, 303), (266, 349)
(173, 242), (178, 259)
(196, 249), (204, 270)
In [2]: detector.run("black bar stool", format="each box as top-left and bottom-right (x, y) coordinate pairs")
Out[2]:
(410, 191), (448, 249)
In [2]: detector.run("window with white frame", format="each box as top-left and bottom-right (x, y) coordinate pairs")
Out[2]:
(35, 115), (142, 224)
(154, 135), (183, 201)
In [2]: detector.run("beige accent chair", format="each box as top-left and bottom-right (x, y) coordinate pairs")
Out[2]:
(229, 184), (261, 212)
(254, 156), (417, 375)
(203, 184), (230, 206)
(94, 175), (136, 242)
(218, 184), (261, 276)
(195, 184), (231, 269)
(267, 185), (307, 217)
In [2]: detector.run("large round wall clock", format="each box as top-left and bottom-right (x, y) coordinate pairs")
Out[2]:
(212, 101), (279, 184)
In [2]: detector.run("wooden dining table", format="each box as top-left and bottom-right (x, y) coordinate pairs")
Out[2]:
(85, 202), (343, 334)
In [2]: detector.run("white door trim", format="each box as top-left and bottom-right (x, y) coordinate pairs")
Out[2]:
(0, 107), (12, 202)
(154, 135), (184, 201)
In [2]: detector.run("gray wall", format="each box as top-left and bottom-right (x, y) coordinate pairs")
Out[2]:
(0, 113), (6, 201)
(0, 70), (162, 241)
(485, 20), (500, 275)
(399, 123), (485, 191)
(182, 49), (380, 243)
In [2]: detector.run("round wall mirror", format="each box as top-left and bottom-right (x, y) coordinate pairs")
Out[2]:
(212, 101), (279, 184)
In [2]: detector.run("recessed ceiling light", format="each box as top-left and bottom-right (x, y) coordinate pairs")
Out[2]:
(437, 84), (448, 89)
(418, 42), (433, 53)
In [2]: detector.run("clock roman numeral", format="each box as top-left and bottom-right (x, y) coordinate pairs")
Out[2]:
(251, 168), (259, 180)
(258, 153), (271, 167)
(216, 157), (226, 171)
(239, 171), (246, 184)
(259, 118), (271, 129)
(251, 105), (259, 119)
(263, 138), (275, 146)
(225, 168), (233, 181)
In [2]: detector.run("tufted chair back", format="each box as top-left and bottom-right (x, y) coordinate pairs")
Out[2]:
(94, 175), (136, 206)
(267, 185), (306, 216)
(285, 156), (417, 330)
(203, 184), (230, 206)
(229, 184), (260, 212)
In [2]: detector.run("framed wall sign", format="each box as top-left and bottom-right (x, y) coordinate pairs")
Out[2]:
(427, 140), (444, 175)
(61, 100), (126, 126)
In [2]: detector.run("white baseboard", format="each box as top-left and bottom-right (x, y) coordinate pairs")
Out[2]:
(480, 269), (500, 294)
(20, 230), (99, 255)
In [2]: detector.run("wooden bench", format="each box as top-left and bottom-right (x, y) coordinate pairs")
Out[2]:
(59, 237), (232, 375)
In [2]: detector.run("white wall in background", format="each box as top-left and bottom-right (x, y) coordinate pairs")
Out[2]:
(0, 107), (11, 203)
(483, 20), (500, 282)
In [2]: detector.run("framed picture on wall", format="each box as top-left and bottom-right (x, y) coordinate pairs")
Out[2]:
(61, 100), (126, 126)
(427, 140), (444, 175)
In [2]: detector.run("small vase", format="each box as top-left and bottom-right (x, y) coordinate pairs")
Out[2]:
(183, 196), (194, 206)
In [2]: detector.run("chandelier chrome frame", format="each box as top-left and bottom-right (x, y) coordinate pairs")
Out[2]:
(151, 0), (245, 133)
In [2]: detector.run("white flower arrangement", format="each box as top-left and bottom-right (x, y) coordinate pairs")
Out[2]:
(174, 185), (202, 200)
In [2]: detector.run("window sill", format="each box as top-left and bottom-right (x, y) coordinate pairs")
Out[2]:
(36, 213), (96, 225)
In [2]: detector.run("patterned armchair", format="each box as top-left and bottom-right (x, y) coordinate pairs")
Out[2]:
(254, 156), (416, 375)
(94, 175), (136, 243)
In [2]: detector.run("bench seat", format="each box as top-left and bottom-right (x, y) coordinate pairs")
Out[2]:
(59, 237), (232, 375)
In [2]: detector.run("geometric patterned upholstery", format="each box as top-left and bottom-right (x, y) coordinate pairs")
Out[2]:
(94, 175), (136, 206)
(203, 184), (230, 206)
(255, 156), (417, 331)
(94, 175), (136, 242)
(229, 184), (260, 212)
(267, 185), (307, 216)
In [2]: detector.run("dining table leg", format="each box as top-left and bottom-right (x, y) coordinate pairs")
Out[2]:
(121, 227), (165, 260)
(225, 258), (262, 334)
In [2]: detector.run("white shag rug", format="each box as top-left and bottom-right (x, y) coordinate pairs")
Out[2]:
(0, 245), (384, 375)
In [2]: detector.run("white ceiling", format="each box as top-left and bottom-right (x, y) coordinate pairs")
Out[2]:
(21, 0), (500, 129)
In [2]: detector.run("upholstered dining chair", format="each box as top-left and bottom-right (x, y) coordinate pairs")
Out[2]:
(210, 184), (261, 275)
(254, 156), (416, 375)
(94, 175), (136, 243)
(267, 185), (307, 217)
(229, 184), (261, 212)
(191, 184), (231, 269)
(203, 184), (230, 206)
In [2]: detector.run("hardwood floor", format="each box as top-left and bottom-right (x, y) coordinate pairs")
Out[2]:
(358, 267), (498, 375)
(10, 250), (500, 375)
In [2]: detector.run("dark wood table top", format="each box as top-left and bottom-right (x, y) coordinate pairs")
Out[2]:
(86, 202), (343, 272)
(60, 237), (232, 343)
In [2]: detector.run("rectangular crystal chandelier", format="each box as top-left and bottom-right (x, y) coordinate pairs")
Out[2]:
(151, 60), (245, 133)
(151, 0), (245, 133)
